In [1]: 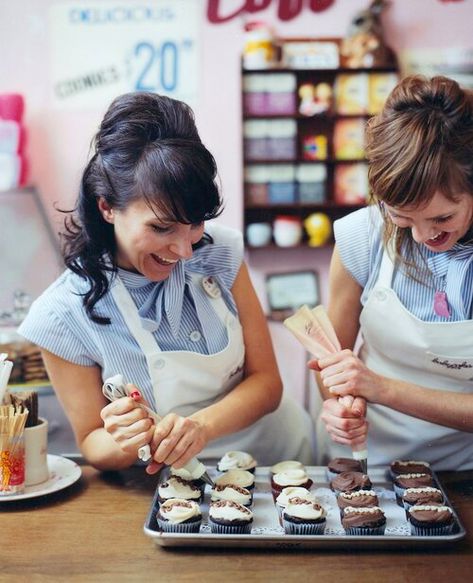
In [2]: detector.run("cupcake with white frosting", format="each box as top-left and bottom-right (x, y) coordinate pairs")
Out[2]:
(210, 483), (253, 507)
(282, 498), (327, 535)
(275, 486), (315, 525)
(270, 460), (306, 476)
(271, 468), (313, 501)
(169, 466), (206, 496)
(157, 475), (203, 504)
(209, 500), (253, 534)
(217, 451), (257, 473)
(214, 469), (255, 491)
(156, 498), (202, 533)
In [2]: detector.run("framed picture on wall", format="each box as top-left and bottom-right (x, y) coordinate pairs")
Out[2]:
(265, 270), (320, 320)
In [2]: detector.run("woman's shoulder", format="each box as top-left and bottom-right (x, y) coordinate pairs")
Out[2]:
(204, 222), (244, 255)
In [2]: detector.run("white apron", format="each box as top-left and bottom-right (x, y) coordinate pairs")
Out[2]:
(318, 248), (473, 471)
(111, 273), (315, 465)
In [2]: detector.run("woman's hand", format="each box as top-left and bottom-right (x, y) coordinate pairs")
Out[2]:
(100, 397), (155, 456)
(145, 413), (210, 475)
(316, 349), (382, 402)
(320, 396), (369, 447)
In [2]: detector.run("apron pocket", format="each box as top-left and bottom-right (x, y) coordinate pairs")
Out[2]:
(426, 351), (473, 383)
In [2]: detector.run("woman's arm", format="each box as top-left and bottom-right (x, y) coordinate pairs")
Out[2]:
(150, 261), (283, 469)
(40, 349), (154, 470)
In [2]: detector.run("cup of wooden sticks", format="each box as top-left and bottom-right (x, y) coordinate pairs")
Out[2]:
(10, 391), (49, 486)
(0, 404), (29, 494)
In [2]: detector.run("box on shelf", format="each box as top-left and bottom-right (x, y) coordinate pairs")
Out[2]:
(296, 164), (327, 203)
(243, 74), (268, 116)
(302, 134), (327, 161)
(268, 164), (296, 204)
(243, 119), (269, 160)
(244, 165), (270, 205)
(333, 118), (366, 160)
(368, 73), (399, 115)
(266, 73), (297, 115)
(334, 163), (369, 205)
(335, 73), (369, 115)
(267, 119), (297, 160)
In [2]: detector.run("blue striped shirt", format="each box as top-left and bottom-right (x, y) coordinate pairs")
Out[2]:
(18, 223), (244, 405)
(334, 206), (473, 322)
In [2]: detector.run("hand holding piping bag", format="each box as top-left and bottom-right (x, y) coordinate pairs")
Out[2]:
(284, 305), (368, 473)
(102, 375), (214, 485)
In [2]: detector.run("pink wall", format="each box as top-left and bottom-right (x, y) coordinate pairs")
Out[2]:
(2, 0), (472, 403)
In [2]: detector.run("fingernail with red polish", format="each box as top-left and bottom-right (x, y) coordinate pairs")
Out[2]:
(130, 390), (141, 400)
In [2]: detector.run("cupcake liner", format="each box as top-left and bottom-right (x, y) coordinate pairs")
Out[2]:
(344, 524), (386, 536)
(326, 469), (339, 481)
(209, 521), (252, 535)
(392, 483), (407, 505)
(157, 517), (201, 533)
(409, 522), (456, 537)
(283, 519), (326, 536)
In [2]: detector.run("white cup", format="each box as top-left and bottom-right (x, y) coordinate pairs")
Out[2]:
(246, 222), (272, 247)
(24, 418), (50, 486)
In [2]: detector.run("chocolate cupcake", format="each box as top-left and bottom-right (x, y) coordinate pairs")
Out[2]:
(169, 466), (206, 497)
(271, 468), (313, 501)
(282, 498), (327, 535)
(408, 503), (455, 536)
(156, 498), (202, 533)
(392, 473), (434, 505)
(217, 451), (257, 473)
(337, 490), (379, 517)
(327, 457), (363, 480)
(275, 486), (315, 525)
(157, 475), (203, 504)
(210, 483), (253, 507)
(402, 487), (444, 515)
(342, 506), (386, 536)
(214, 469), (255, 491)
(208, 500), (253, 534)
(330, 471), (372, 494)
(389, 460), (432, 480)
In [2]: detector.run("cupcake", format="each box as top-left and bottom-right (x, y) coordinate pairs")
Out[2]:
(156, 498), (202, 533)
(282, 498), (327, 535)
(208, 500), (253, 534)
(327, 457), (363, 480)
(337, 490), (379, 517)
(217, 451), (257, 473)
(169, 466), (206, 497)
(342, 506), (386, 536)
(275, 486), (316, 525)
(330, 471), (372, 494)
(392, 473), (434, 505)
(271, 468), (313, 501)
(270, 460), (306, 476)
(389, 460), (432, 480)
(214, 469), (255, 491)
(157, 475), (203, 504)
(210, 483), (253, 507)
(408, 504), (455, 536)
(402, 487), (444, 515)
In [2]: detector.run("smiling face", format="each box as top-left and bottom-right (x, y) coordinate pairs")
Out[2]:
(384, 190), (473, 253)
(99, 198), (205, 281)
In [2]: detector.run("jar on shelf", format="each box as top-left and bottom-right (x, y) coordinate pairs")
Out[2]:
(243, 21), (277, 70)
(273, 215), (303, 247)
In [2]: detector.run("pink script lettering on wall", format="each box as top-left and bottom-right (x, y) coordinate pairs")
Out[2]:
(207, 0), (335, 24)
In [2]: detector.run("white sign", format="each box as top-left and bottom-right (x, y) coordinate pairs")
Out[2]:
(49, 1), (200, 108)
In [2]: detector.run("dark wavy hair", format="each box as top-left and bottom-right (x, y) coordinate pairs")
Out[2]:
(365, 75), (473, 278)
(61, 92), (223, 324)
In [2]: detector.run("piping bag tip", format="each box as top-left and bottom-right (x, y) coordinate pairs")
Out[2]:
(352, 447), (368, 475)
(200, 471), (215, 488)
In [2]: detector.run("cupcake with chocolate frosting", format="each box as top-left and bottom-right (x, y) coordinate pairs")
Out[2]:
(389, 460), (432, 480)
(342, 506), (386, 536)
(156, 498), (202, 533)
(217, 451), (257, 473)
(282, 498), (327, 535)
(330, 471), (372, 494)
(327, 457), (363, 480)
(408, 503), (455, 536)
(337, 490), (379, 517)
(209, 500), (253, 534)
(210, 483), (253, 507)
(392, 473), (434, 505)
(402, 487), (443, 515)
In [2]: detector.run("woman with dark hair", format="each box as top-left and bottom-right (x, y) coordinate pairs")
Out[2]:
(311, 75), (473, 470)
(19, 92), (314, 471)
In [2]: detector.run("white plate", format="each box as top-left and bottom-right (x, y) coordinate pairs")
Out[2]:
(0, 454), (82, 502)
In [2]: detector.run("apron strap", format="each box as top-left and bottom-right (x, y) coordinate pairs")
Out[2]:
(377, 241), (395, 288)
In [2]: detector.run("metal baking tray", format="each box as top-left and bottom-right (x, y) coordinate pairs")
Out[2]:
(143, 466), (466, 549)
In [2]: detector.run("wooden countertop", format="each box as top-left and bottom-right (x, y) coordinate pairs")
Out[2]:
(1, 465), (472, 582)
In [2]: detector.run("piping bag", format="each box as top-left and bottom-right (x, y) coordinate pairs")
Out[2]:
(102, 374), (214, 486)
(284, 305), (368, 474)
